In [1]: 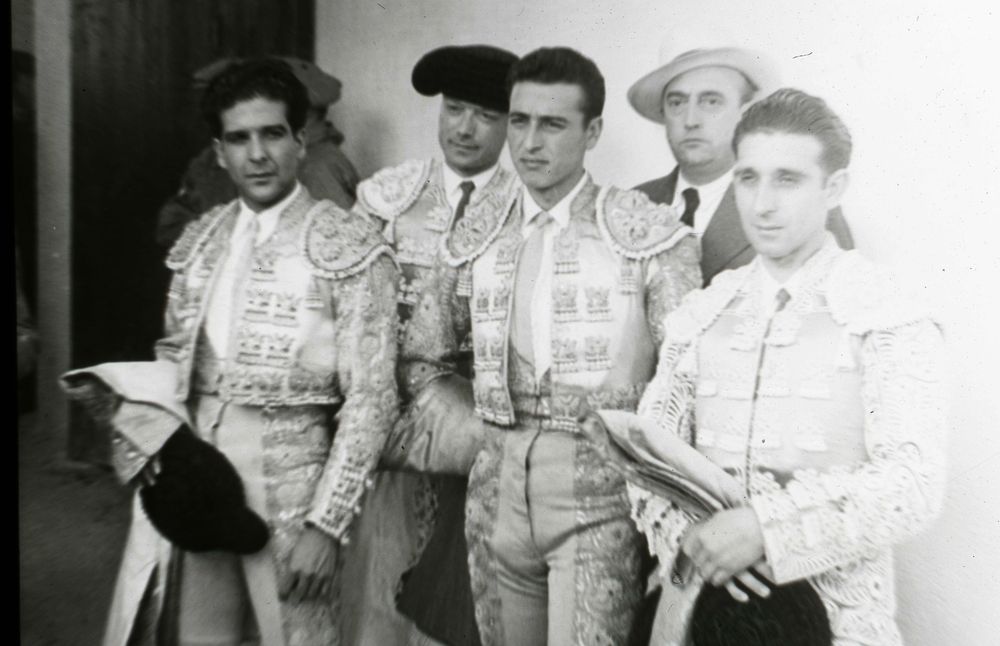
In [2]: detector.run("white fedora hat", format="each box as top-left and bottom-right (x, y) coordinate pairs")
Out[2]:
(628, 30), (780, 124)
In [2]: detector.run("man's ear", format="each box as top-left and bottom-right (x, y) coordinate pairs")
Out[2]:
(585, 115), (603, 151)
(213, 138), (227, 170)
(295, 128), (307, 160)
(824, 168), (849, 209)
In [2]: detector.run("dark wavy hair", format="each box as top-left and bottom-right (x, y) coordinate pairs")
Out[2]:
(506, 47), (605, 124)
(201, 58), (309, 137)
(733, 87), (852, 174)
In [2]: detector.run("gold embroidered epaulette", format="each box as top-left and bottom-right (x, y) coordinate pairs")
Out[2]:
(302, 200), (395, 280)
(356, 159), (433, 224)
(826, 252), (938, 334)
(596, 186), (693, 260)
(442, 186), (519, 267)
(165, 202), (234, 271)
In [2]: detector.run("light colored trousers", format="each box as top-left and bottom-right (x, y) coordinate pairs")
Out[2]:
(466, 426), (645, 646)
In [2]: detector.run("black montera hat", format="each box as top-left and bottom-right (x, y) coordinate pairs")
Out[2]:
(140, 426), (270, 554)
(690, 576), (832, 646)
(412, 45), (518, 113)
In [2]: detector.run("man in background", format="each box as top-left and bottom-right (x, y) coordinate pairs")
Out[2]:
(155, 56), (359, 248)
(628, 36), (853, 284)
(342, 44), (519, 646)
(400, 46), (701, 645)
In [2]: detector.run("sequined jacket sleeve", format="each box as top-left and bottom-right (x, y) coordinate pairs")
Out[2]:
(627, 272), (741, 578)
(305, 254), (401, 539)
(644, 235), (703, 347)
(627, 329), (702, 578)
(398, 258), (473, 400)
(749, 319), (948, 583)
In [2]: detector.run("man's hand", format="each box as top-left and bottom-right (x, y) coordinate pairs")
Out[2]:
(280, 526), (340, 604)
(682, 508), (767, 596)
(137, 455), (162, 487)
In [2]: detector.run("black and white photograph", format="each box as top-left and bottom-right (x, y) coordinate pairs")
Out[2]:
(15, 1), (999, 644)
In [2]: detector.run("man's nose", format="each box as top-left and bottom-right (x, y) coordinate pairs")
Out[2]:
(683, 101), (702, 128)
(753, 183), (776, 215)
(247, 134), (267, 162)
(523, 123), (542, 150)
(455, 110), (475, 137)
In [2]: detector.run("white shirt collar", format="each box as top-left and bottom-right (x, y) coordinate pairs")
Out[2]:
(521, 172), (589, 232)
(442, 162), (500, 212)
(235, 182), (301, 245)
(675, 170), (732, 236)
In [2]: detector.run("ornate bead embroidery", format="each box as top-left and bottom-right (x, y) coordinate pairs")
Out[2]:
(619, 259), (640, 294)
(423, 204), (452, 233)
(493, 236), (520, 274)
(552, 338), (579, 373)
(474, 288), (491, 321)
(456, 268), (473, 298)
(553, 233), (580, 274)
(491, 284), (511, 319)
(396, 235), (438, 268)
(584, 286), (612, 321)
(584, 336), (612, 371)
(553, 283), (580, 322)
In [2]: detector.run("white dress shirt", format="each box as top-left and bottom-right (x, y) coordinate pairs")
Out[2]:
(674, 170), (732, 237)
(441, 162), (501, 213)
(204, 183), (302, 357)
(519, 173), (589, 380)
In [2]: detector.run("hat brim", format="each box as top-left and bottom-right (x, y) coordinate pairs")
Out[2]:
(627, 48), (779, 124)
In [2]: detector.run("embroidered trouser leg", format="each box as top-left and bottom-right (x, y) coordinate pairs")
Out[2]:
(466, 426), (644, 646)
(190, 397), (338, 645)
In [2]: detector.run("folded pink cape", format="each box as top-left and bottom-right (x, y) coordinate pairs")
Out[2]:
(61, 360), (189, 470)
(586, 409), (744, 517)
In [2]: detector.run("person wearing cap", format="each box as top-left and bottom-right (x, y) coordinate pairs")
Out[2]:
(628, 39), (853, 285)
(598, 88), (946, 645)
(338, 44), (519, 646)
(154, 56), (360, 249)
(399, 46), (702, 645)
(90, 58), (399, 646)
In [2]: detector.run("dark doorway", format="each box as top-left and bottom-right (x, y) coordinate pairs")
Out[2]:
(69, 0), (315, 460)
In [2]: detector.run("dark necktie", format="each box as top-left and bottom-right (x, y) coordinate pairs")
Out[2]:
(680, 187), (700, 227)
(774, 287), (791, 312)
(454, 180), (475, 222)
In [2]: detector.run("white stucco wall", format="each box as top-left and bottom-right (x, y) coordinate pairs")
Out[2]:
(317, 1), (1000, 643)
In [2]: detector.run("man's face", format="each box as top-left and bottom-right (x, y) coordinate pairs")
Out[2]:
(508, 81), (601, 202)
(438, 96), (508, 176)
(733, 131), (847, 266)
(663, 66), (748, 179)
(214, 96), (305, 212)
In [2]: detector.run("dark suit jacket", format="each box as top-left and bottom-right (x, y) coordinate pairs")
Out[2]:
(635, 167), (854, 286)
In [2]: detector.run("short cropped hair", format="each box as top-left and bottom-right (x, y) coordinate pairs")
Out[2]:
(507, 47), (605, 124)
(733, 88), (852, 173)
(201, 58), (309, 138)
